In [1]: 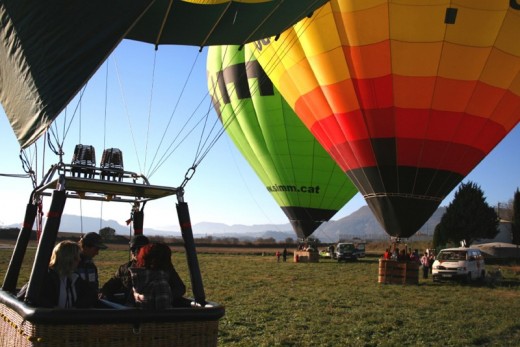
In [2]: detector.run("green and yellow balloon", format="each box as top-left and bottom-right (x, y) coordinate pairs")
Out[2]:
(207, 45), (358, 239)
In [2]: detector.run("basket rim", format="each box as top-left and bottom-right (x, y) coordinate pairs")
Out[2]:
(0, 290), (225, 325)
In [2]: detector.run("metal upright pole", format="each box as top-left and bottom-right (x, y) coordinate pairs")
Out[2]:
(133, 209), (144, 235)
(25, 189), (66, 305)
(176, 194), (206, 306)
(2, 198), (38, 292)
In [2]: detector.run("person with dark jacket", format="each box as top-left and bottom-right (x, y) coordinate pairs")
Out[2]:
(130, 242), (188, 309)
(100, 235), (150, 304)
(39, 241), (98, 308)
(77, 232), (107, 293)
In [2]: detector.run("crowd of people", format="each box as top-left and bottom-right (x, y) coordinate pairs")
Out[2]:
(17, 231), (188, 310)
(382, 246), (436, 279)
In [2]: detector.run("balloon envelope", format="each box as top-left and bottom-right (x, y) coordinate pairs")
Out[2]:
(253, 0), (520, 238)
(207, 45), (358, 239)
(0, 0), (328, 148)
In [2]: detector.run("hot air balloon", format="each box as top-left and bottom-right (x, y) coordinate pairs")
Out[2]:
(207, 45), (357, 240)
(252, 0), (520, 238)
(0, 0), (328, 149)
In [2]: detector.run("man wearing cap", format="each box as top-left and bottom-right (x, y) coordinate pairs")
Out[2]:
(77, 232), (107, 293)
(100, 234), (149, 304)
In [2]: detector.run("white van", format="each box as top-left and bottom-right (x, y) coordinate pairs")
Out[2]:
(432, 247), (485, 282)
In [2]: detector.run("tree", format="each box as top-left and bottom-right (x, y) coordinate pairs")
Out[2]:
(99, 226), (116, 240)
(432, 223), (448, 250)
(438, 181), (499, 245)
(512, 188), (520, 245)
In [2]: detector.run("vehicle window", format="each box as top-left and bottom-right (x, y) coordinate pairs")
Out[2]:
(357, 244), (365, 251)
(437, 250), (466, 261)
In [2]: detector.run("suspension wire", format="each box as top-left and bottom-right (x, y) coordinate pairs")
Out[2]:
(147, 46), (241, 178)
(113, 55), (143, 173)
(146, 50), (202, 177)
(143, 51), (158, 175)
(146, 2), (323, 182)
(104, 59), (109, 151)
(99, 59), (111, 229)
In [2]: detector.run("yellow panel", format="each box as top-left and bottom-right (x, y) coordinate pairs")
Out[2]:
(307, 47), (351, 86)
(297, 7), (342, 57)
(438, 43), (491, 80)
(391, 41), (442, 76)
(495, 10), (520, 56)
(480, 49), (520, 89)
(338, 2), (389, 46)
(282, 59), (321, 105)
(389, 2), (447, 42)
(276, 75), (301, 110)
(444, 7), (506, 47)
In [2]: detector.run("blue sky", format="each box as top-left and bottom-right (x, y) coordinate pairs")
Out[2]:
(0, 40), (519, 232)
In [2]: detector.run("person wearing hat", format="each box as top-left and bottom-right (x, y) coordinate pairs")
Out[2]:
(77, 231), (107, 293)
(100, 234), (150, 304)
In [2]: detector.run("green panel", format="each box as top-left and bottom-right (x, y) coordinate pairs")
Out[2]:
(207, 45), (358, 238)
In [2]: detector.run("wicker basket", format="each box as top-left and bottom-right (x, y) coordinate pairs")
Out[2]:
(378, 259), (419, 285)
(0, 291), (224, 347)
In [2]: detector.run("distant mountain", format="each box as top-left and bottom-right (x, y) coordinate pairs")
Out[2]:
(4, 205), (444, 242)
(313, 206), (445, 241)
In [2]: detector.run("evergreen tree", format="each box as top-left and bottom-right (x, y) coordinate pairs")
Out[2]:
(99, 226), (116, 240)
(432, 223), (447, 250)
(512, 188), (520, 245)
(438, 181), (499, 245)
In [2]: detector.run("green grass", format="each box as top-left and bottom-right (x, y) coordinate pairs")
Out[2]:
(1, 247), (520, 346)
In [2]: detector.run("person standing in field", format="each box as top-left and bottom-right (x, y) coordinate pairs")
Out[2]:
(276, 250), (281, 262)
(283, 248), (288, 262)
(420, 252), (430, 279)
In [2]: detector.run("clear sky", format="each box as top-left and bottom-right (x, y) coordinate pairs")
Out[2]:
(0, 40), (519, 232)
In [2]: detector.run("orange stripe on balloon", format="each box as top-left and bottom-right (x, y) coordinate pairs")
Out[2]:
(343, 41), (391, 79)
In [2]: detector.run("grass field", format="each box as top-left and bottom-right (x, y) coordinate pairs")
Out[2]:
(1, 244), (520, 346)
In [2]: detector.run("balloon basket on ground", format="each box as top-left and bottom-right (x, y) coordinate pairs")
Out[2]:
(378, 259), (419, 285)
(294, 250), (320, 263)
(1, 160), (224, 346)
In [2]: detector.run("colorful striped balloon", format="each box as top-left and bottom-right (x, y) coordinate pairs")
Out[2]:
(252, 0), (520, 238)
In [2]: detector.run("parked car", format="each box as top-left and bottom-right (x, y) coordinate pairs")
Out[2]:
(335, 242), (365, 262)
(432, 247), (485, 282)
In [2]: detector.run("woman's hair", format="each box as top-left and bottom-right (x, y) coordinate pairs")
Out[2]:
(49, 240), (81, 277)
(136, 242), (173, 271)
